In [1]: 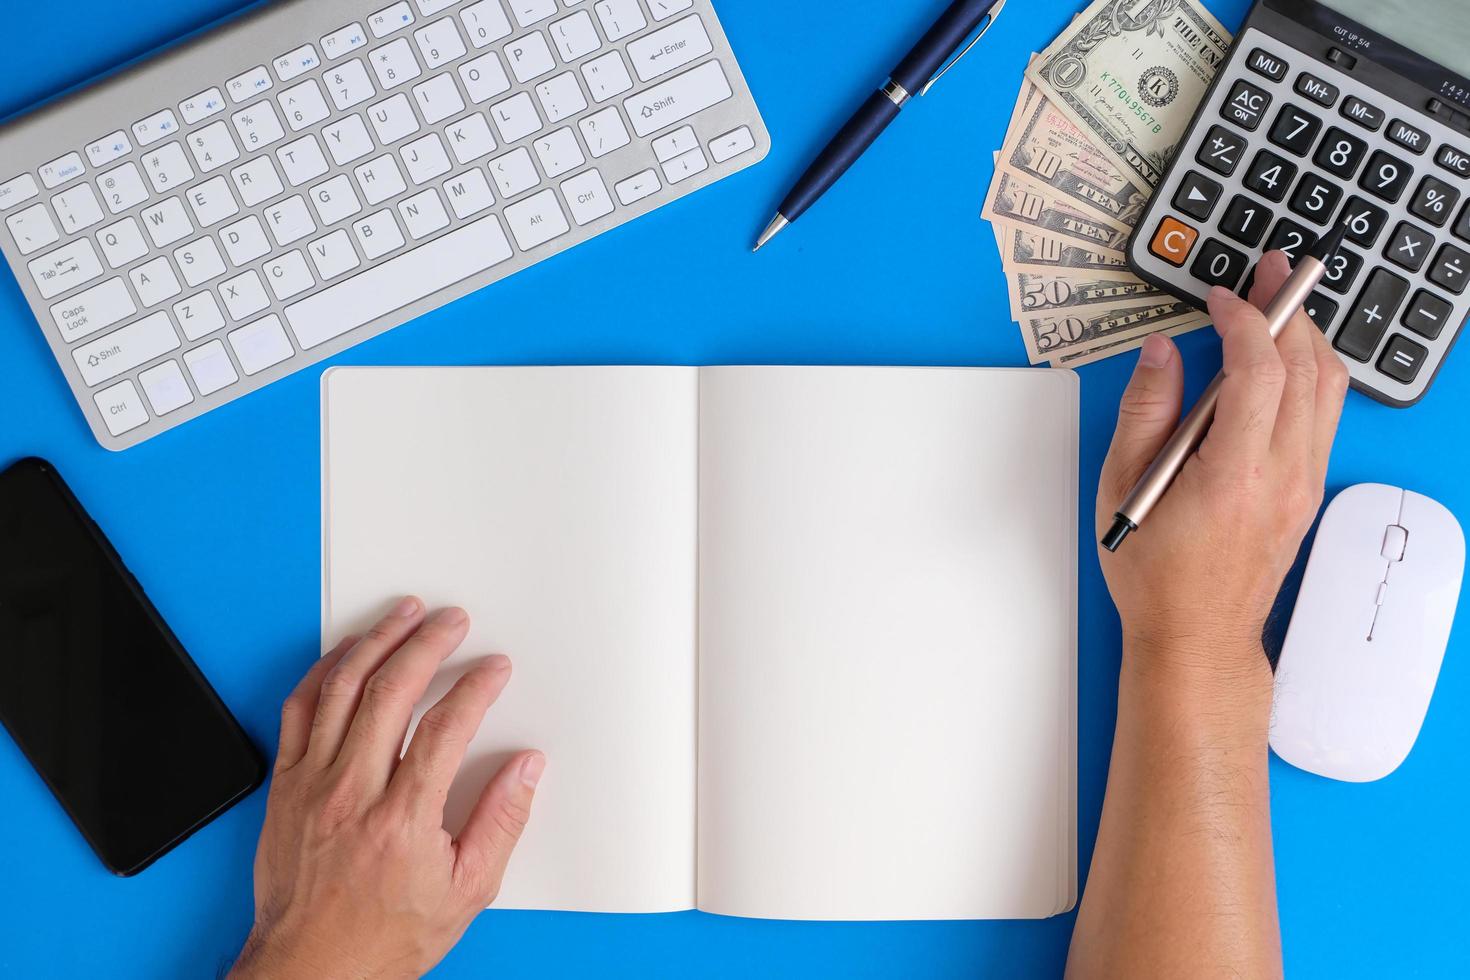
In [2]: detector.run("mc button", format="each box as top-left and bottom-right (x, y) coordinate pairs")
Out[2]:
(1149, 216), (1199, 267)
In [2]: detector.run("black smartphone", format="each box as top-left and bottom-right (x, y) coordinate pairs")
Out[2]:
(0, 457), (265, 876)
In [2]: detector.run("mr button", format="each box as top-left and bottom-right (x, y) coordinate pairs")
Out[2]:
(1149, 216), (1199, 266)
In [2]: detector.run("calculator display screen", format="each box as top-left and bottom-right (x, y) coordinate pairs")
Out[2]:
(1326, 0), (1470, 76)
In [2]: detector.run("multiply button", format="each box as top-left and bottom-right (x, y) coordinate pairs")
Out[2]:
(1148, 216), (1198, 267)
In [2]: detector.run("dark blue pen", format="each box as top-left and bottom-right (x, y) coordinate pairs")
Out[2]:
(752, 0), (1009, 251)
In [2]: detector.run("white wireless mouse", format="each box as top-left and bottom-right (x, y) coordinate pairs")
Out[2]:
(1270, 483), (1465, 782)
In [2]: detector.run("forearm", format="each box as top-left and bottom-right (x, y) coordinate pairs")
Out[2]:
(1066, 640), (1281, 980)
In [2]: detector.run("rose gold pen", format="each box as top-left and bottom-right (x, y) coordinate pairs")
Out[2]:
(1102, 219), (1351, 552)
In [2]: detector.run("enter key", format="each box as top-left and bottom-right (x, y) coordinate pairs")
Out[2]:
(626, 15), (713, 83)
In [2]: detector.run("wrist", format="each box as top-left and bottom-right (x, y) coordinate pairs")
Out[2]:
(1119, 629), (1275, 736)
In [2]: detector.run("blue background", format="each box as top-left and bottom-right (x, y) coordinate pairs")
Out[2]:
(1, 0), (1466, 976)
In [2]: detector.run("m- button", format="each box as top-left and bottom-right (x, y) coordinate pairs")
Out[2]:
(1149, 216), (1199, 266)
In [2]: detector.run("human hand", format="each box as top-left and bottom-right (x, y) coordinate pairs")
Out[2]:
(1096, 250), (1349, 693)
(230, 598), (544, 980)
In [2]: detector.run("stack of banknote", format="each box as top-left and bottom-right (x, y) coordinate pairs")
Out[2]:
(984, 0), (1231, 367)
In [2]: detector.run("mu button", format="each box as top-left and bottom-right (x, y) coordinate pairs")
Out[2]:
(1149, 216), (1199, 266)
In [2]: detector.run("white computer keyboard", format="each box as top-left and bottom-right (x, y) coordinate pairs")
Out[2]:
(0, 0), (768, 450)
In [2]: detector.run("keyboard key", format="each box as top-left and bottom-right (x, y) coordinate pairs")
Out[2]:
(1264, 217), (1316, 264)
(488, 146), (540, 197)
(130, 255), (182, 306)
(186, 121), (241, 173)
(536, 72), (588, 123)
(1288, 172), (1341, 225)
(398, 187), (451, 239)
(140, 197), (193, 248)
(460, 1), (513, 47)
(444, 169), (496, 218)
(1359, 151), (1412, 203)
(139, 359), (194, 416)
(490, 91), (542, 143)
(326, 59), (376, 112)
(1340, 96), (1384, 131)
(278, 134), (330, 186)
(580, 105), (630, 157)
(414, 18), (466, 68)
(1318, 246), (1363, 295)
(174, 236), (227, 287)
(1385, 221), (1434, 272)
(73, 310), (180, 386)
(1303, 291), (1339, 331)
(309, 173), (363, 225)
(1336, 268), (1409, 361)
(369, 93), (421, 144)
(1246, 47), (1288, 81)
(229, 314), (296, 375)
(651, 125), (698, 163)
(1388, 120), (1430, 155)
(53, 184), (104, 234)
(510, 0), (557, 28)
(142, 143), (194, 194)
(1337, 196), (1388, 248)
(1267, 104), (1320, 156)
(180, 87), (226, 124)
(94, 379), (149, 435)
(221, 215), (272, 265)
(352, 209), (406, 259)
(1437, 144), (1470, 179)
(1147, 215), (1198, 266)
(28, 239), (103, 299)
(0, 173), (39, 210)
(1377, 334), (1428, 384)
(447, 114), (498, 164)
(507, 31), (557, 84)
(503, 187), (569, 249)
(1410, 175), (1461, 227)
(49, 277), (136, 343)
(459, 52), (513, 103)
(323, 22), (369, 59)
(263, 250), (316, 300)
(230, 156), (285, 207)
(1195, 125), (1246, 176)
(279, 79), (331, 131)
(562, 169), (614, 225)
(273, 44), (321, 82)
(6, 204), (59, 255)
(264, 195), (317, 246)
(533, 127), (585, 178)
(416, 0), (459, 13)
(284, 214), (514, 349)
(371, 38), (424, 89)
(187, 175), (241, 227)
(324, 115), (376, 165)
(84, 131), (133, 168)
(661, 146), (707, 184)
(649, 0), (694, 20)
(412, 73), (465, 124)
(628, 14), (713, 83)
(184, 340), (239, 395)
(232, 102), (287, 150)
(307, 228), (363, 279)
(594, 0), (646, 41)
(354, 154), (408, 204)
(550, 10), (602, 62)
(1428, 243), (1470, 294)
(39, 152), (86, 189)
(370, 2), (416, 38)
(222, 269), (271, 320)
(615, 168), (661, 205)
(174, 291), (226, 341)
(625, 61), (732, 138)
(98, 218), (148, 268)
(1242, 150), (1295, 203)
(403, 133), (452, 184)
(1190, 238), (1248, 289)
(130, 111), (179, 147)
(583, 50), (634, 101)
(96, 162), (149, 214)
(1294, 72), (1338, 107)
(710, 125), (755, 164)
(227, 66), (274, 103)
(1403, 289), (1454, 339)
(1314, 128), (1367, 178)
(1219, 194), (1271, 247)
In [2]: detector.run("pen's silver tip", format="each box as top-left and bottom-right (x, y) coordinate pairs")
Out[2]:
(753, 214), (789, 252)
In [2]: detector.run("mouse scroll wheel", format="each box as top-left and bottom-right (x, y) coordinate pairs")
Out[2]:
(1381, 524), (1408, 562)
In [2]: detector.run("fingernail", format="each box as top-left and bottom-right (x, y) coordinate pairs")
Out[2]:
(437, 606), (468, 626)
(1208, 285), (1235, 305)
(392, 596), (421, 618)
(520, 752), (546, 789)
(487, 653), (512, 672)
(1138, 333), (1173, 368)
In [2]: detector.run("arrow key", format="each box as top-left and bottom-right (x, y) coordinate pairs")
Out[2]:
(1172, 171), (1222, 221)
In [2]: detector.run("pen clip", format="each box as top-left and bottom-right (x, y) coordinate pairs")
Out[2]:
(919, 0), (1009, 97)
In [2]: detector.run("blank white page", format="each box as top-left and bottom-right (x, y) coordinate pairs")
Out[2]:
(323, 367), (698, 913)
(696, 367), (1077, 920)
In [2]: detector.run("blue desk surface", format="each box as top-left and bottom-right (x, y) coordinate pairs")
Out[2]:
(2, 1), (1466, 976)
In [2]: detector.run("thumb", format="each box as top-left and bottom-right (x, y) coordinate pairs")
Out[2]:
(453, 750), (545, 905)
(1099, 334), (1184, 518)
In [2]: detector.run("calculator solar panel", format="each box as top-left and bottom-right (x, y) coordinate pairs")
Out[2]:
(1129, 0), (1470, 407)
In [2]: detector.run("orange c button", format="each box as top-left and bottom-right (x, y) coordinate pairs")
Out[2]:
(1149, 217), (1199, 267)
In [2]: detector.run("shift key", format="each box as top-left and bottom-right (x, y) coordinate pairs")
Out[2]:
(625, 61), (731, 137)
(73, 311), (180, 386)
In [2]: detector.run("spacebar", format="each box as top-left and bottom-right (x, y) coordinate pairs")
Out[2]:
(284, 216), (514, 350)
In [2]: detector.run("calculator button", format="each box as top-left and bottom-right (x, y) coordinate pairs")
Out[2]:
(1294, 72), (1339, 107)
(1318, 246), (1362, 295)
(1456, 201), (1470, 243)
(1326, 48), (1357, 71)
(1409, 175), (1461, 227)
(1336, 268), (1409, 361)
(1149, 216), (1199, 267)
(1196, 125), (1246, 176)
(1288, 172), (1342, 225)
(1243, 149), (1296, 202)
(1359, 151), (1412, 203)
(1190, 239), (1248, 289)
(1340, 196), (1389, 247)
(1428, 243), (1470, 294)
(1219, 194), (1272, 247)
(1436, 144), (1470, 178)
(1314, 128), (1367, 178)
(1403, 289), (1454, 339)
(1172, 172), (1222, 221)
(1303, 291), (1339, 331)
(1385, 221), (1434, 272)
(1377, 335), (1428, 384)
(1247, 48), (1288, 81)
(1265, 217), (1317, 263)
(1267, 104), (1321, 156)
(1222, 79), (1272, 131)
(1388, 120), (1430, 155)
(1340, 96), (1384, 131)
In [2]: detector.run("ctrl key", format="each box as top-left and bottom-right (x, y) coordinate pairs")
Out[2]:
(93, 379), (149, 437)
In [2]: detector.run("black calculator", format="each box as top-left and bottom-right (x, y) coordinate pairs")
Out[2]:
(1129, 0), (1470, 407)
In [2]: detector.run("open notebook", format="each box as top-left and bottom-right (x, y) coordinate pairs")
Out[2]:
(322, 366), (1078, 920)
